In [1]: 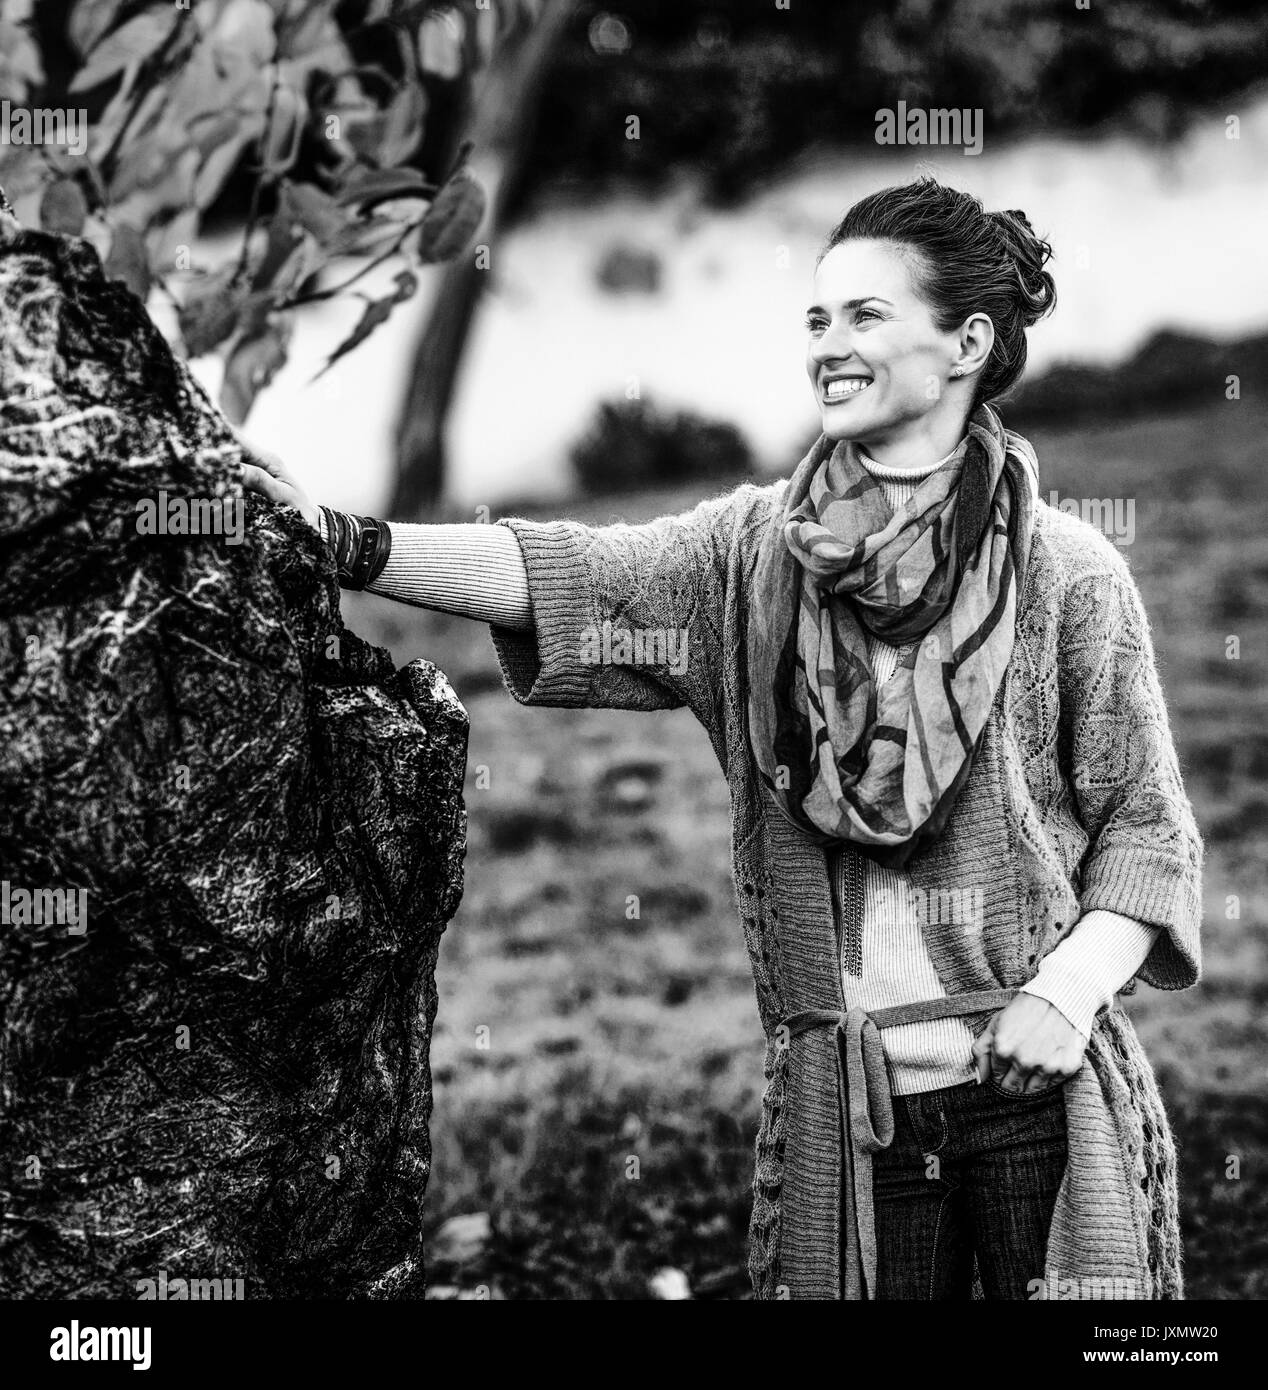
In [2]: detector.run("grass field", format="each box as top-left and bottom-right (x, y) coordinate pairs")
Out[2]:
(342, 398), (1268, 1299)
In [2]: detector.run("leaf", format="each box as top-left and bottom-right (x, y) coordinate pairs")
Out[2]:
(311, 273), (418, 380)
(324, 216), (402, 260)
(89, 66), (168, 165)
(111, 147), (200, 232)
(69, 7), (180, 92)
(108, 138), (183, 203)
(40, 178), (89, 236)
(279, 181), (347, 248)
(171, 41), (242, 128)
(378, 81), (427, 169)
(146, 205), (201, 275)
(390, 269), (419, 303)
(335, 166), (429, 211)
(262, 83), (308, 174)
(193, 113), (266, 210)
(68, 0), (128, 57)
(417, 9), (465, 80)
(210, 0), (277, 72)
(250, 185), (343, 295)
(342, 109), (388, 164)
(0, 146), (43, 212)
(188, 111), (242, 158)
(235, 289), (279, 341)
(104, 223), (151, 302)
(0, 18), (44, 99)
(178, 263), (249, 358)
(417, 167), (485, 263)
(263, 229), (323, 302)
(278, 0), (340, 60)
(221, 321), (291, 425)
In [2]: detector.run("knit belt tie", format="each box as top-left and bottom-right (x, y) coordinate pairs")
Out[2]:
(781, 987), (1019, 1299)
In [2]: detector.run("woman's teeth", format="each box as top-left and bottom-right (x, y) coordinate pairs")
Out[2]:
(825, 378), (872, 400)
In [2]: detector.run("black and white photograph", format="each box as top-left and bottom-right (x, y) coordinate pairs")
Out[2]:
(0, 0), (1264, 1365)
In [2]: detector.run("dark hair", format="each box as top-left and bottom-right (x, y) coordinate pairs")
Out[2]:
(819, 175), (1056, 404)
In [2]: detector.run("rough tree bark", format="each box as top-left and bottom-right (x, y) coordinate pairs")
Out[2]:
(0, 210), (468, 1298)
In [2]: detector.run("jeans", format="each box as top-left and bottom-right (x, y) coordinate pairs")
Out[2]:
(872, 1073), (1068, 1300)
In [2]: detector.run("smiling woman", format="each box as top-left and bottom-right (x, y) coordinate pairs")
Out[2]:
(243, 174), (1203, 1302)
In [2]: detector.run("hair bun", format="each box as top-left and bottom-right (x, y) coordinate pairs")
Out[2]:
(988, 208), (1056, 327)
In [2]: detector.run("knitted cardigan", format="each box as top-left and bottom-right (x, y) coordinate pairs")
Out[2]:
(487, 480), (1205, 1300)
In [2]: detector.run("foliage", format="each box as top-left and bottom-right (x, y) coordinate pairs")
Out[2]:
(1009, 329), (1268, 427)
(526, 0), (1268, 208)
(0, 0), (44, 106)
(0, 0), (546, 421)
(569, 396), (754, 495)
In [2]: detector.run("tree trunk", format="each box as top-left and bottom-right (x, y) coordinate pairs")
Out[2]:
(390, 0), (576, 520)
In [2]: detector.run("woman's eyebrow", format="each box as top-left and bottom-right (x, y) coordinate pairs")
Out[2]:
(805, 296), (895, 314)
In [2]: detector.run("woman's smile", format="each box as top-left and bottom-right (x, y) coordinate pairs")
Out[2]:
(821, 373), (875, 404)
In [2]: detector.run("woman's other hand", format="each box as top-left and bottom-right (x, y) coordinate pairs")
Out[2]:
(236, 431), (320, 534)
(972, 993), (1086, 1094)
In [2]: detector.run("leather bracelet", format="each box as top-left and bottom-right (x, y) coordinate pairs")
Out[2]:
(319, 505), (392, 590)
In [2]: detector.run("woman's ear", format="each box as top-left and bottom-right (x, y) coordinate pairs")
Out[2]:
(955, 312), (995, 379)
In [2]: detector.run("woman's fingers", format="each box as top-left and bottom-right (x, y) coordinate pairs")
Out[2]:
(245, 447), (287, 478)
(997, 1062), (1032, 1093)
(234, 434), (321, 533)
(1022, 1066), (1060, 1094)
(971, 1015), (997, 1084)
(232, 427), (300, 496)
(239, 460), (290, 505)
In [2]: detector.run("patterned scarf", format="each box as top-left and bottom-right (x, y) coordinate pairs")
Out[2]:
(745, 403), (1039, 869)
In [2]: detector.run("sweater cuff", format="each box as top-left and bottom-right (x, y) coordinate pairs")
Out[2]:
(486, 517), (598, 707)
(1020, 908), (1160, 1039)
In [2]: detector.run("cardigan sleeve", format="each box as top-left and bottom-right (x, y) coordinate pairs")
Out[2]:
(486, 484), (762, 721)
(1057, 561), (1204, 991)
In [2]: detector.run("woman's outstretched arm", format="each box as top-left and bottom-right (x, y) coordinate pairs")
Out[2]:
(238, 439), (533, 632)
(239, 430), (772, 726)
(332, 513), (532, 633)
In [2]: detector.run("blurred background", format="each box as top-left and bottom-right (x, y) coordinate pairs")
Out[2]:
(4, 0), (1266, 1297)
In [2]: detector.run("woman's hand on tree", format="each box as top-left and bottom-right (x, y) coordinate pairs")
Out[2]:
(972, 993), (1086, 1094)
(236, 430), (320, 533)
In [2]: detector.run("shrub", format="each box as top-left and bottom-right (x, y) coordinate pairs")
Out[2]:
(570, 397), (754, 494)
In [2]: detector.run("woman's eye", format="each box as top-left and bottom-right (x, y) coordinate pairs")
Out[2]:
(805, 308), (881, 332)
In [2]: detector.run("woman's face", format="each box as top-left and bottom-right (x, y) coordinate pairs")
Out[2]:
(804, 238), (966, 447)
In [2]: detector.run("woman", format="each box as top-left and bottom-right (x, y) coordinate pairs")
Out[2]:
(243, 176), (1204, 1300)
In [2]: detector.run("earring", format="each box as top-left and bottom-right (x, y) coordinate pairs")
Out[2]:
(952, 365), (964, 377)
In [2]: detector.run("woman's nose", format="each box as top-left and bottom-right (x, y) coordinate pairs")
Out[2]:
(810, 321), (855, 365)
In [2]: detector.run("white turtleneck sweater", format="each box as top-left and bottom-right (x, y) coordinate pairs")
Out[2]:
(327, 457), (1159, 1095)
